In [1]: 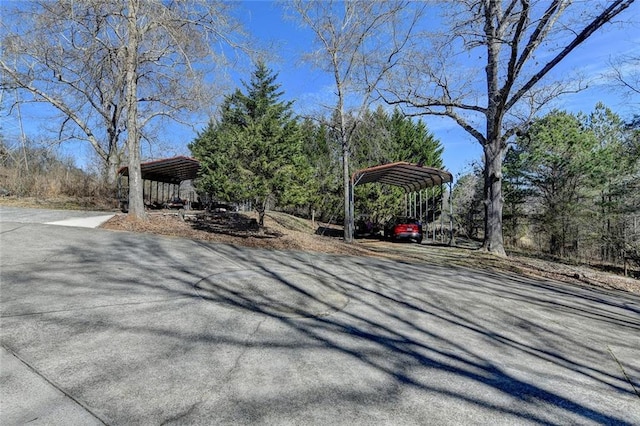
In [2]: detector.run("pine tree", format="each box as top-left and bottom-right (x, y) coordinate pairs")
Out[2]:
(350, 107), (446, 224)
(389, 109), (443, 168)
(583, 103), (629, 262)
(516, 110), (599, 257)
(299, 119), (341, 220)
(190, 62), (309, 226)
(503, 144), (533, 247)
(505, 105), (640, 265)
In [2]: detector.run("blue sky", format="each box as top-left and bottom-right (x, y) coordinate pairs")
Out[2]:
(240, 1), (640, 178)
(3, 1), (639, 179)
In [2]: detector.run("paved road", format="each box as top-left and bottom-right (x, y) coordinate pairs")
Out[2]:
(0, 206), (114, 228)
(1, 207), (639, 425)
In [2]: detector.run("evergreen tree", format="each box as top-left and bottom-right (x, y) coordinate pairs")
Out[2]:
(350, 107), (446, 223)
(515, 110), (600, 257)
(350, 107), (403, 223)
(583, 103), (632, 262)
(502, 144), (533, 247)
(189, 94), (243, 204)
(190, 62), (309, 226)
(299, 119), (341, 221)
(388, 109), (444, 168)
(621, 117), (640, 268)
(505, 105), (640, 265)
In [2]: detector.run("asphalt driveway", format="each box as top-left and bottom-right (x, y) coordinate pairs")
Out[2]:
(1, 207), (639, 425)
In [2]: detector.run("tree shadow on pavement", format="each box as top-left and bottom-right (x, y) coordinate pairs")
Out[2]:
(191, 242), (640, 424)
(2, 226), (639, 424)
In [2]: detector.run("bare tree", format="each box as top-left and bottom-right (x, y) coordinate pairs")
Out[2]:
(609, 45), (640, 99)
(382, 0), (635, 255)
(289, 0), (424, 242)
(1, 0), (246, 219)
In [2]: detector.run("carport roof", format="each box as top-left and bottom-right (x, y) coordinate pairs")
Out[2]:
(352, 162), (453, 192)
(118, 156), (200, 184)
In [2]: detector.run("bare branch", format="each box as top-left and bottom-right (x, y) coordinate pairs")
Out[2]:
(607, 48), (640, 98)
(381, 0), (636, 255)
(1, 0), (250, 189)
(507, 0), (635, 110)
(1, 58), (108, 161)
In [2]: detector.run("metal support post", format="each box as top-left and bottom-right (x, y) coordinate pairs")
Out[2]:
(426, 187), (430, 240)
(440, 183), (444, 243)
(449, 181), (454, 246)
(404, 193), (408, 217)
(411, 191), (416, 217)
(432, 188), (436, 242)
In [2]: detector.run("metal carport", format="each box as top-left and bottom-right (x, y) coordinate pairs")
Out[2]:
(350, 161), (454, 243)
(117, 156), (201, 210)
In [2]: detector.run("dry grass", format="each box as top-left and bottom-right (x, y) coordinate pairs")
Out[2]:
(102, 211), (375, 257)
(101, 209), (640, 296)
(0, 195), (118, 211)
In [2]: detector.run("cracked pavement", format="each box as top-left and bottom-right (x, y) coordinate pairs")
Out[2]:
(1, 207), (639, 425)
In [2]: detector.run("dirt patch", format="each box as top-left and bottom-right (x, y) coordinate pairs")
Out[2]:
(101, 211), (373, 257)
(359, 241), (640, 295)
(100, 210), (640, 296)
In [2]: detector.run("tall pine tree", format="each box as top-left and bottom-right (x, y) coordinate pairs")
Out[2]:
(190, 62), (309, 225)
(513, 110), (599, 257)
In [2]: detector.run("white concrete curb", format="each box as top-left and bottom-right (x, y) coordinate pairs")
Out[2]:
(45, 214), (115, 228)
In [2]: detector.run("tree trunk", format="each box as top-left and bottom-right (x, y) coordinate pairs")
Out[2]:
(125, 0), (146, 221)
(104, 154), (121, 188)
(550, 233), (560, 256)
(343, 145), (352, 242)
(257, 198), (266, 227)
(482, 142), (506, 256)
(481, 13), (506, 257)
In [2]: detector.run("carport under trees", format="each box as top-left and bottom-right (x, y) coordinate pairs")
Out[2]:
(117, 156), (200, 211)
(351, 162), (454, 243)
(116, 157), (455, 245)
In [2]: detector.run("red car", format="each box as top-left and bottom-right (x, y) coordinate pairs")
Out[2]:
(383, 217), (423, 243)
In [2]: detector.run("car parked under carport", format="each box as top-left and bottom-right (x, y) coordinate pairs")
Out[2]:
(383, 216), (423, 243)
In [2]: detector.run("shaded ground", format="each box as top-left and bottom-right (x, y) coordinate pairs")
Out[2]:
(101, 210), (640, 295)
(1, 195), (636, 292)
(4, 215), (639, 425)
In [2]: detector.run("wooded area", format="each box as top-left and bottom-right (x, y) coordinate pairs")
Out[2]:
(1, 1), (638, 273)
(453, 104), (640, 269)
(188, 63), (446, 227)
